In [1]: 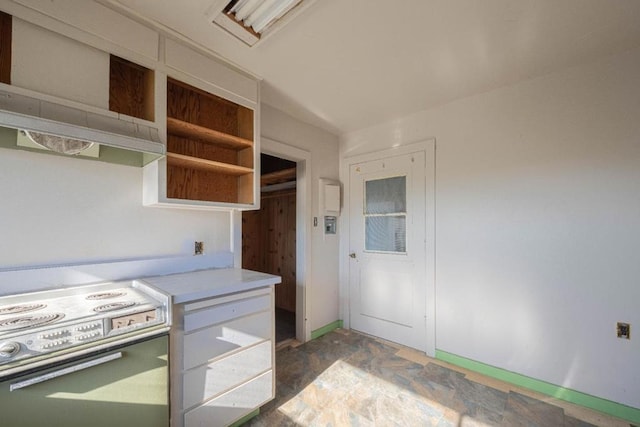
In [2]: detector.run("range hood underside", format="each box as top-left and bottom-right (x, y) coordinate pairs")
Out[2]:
(0, 87), (165, 166)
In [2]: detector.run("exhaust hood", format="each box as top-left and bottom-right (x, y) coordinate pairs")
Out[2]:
(0, 87), (165, 166)
(22, 130), (95, 155)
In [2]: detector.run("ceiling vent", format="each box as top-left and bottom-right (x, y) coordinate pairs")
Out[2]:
(211, 0), (312, 46)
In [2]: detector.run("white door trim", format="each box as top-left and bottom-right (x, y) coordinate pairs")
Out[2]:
(261, 137), (313, 343)
(340, 139), (435, 356)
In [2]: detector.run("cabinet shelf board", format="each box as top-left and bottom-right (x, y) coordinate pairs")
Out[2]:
(167, 152), (253, 176)
(167, 117), (253, 150)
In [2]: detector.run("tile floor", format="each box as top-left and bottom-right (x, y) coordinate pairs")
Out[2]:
(247, 329), (633, 427)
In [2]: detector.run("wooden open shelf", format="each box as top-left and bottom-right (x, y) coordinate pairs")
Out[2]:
(167, 152), (252, 176)
(167, 117), (252, 150)
(165, 77), (255, 205)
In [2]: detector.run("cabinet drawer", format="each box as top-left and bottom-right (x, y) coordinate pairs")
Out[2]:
(182, 340), (271, 410)
(184, 370), (272, 427)
(183, 295), (270, 332)
(183, 310), (271, 370)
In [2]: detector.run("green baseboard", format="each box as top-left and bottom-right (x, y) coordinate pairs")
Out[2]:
(436, 350), (640, 424)
(311, 320), (343, 340)
(230, 408), (260, 426)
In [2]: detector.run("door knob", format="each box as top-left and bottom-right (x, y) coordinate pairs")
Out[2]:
(349, 253), (357, 259)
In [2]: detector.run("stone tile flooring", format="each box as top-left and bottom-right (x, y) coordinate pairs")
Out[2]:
(247, 329), (632, 427)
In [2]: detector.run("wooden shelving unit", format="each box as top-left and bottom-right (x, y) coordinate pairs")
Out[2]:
(165, 78), (255, 205)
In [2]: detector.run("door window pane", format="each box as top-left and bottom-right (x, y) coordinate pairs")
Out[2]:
(365, 216), (406, 252)
(364, 176), (407, 253)
(365, 176), (406, 214)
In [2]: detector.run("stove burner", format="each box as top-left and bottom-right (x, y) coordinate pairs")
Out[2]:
(86, 291), (126, 300)
(93, 301), (136, 313)
(0, 313), (65, 330)
(0, 303), (47, 315)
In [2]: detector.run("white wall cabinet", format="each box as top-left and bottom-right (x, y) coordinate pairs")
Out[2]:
(1, 12), (164, 166)
(11, 18), (109, 109)
(3, 4), (261, 210)
(142, 38), (260, 210)
(10, 0), (160, 61)
(171, 287), (275, 427)
(142, 72), (259, 209)
(164, 39), (258, 106)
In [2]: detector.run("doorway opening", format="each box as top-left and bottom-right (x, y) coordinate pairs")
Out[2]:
(242, 153), (298, 344)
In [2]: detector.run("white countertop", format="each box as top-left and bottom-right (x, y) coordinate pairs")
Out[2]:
(0, 253), (234, 296)
(142, 268), (281, 303)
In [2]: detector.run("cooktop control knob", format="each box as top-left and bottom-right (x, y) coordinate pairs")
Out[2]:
(0, 341), (20, 358)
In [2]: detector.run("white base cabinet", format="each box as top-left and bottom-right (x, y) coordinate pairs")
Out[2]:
(171, 287), (275, 427)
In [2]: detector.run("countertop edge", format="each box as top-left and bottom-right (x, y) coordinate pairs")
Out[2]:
(142, 268), (282, 304)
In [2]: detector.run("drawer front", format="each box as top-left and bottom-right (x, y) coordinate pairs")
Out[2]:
(183, 311), (271, 370)
(182, 340), (272, 410)
(183, 295), (270, 332)
(184, 288), (271, 312)
(184, 370), (272, 427)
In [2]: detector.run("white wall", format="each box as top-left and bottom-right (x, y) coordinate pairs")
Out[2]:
(340, 47), (640, 408)
(261, 104), (340, 332)
(0, 144), (230, 273)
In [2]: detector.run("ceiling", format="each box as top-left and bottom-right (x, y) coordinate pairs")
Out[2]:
(104, 0), (640, 135)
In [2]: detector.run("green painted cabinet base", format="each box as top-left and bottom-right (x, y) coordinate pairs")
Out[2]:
(0, 335), (169, 427)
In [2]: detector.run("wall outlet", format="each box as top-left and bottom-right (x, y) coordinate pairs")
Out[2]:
(194, 241), (204, 255)
(617, 322), (630, 339)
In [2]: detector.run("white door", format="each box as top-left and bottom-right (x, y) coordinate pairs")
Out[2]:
(349, 150), (428, 351)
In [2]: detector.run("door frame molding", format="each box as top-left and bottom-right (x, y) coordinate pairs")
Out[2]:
(340, 139), (435, 356)
(260, 136), (313, 343)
